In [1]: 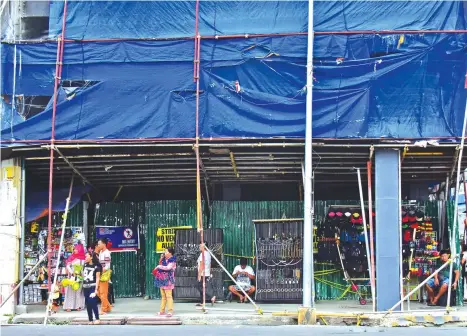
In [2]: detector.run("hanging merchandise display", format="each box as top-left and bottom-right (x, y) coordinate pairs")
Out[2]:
(401, 205), (440, 302)
(312, 206), (375, 304)
(327, 207), (374, 305)
(254, 219), (303, 302)
(22, 210), (85, 304)
(174, 229), (224, 300)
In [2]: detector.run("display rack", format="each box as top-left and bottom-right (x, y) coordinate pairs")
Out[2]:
(22, 212), (85, 304)
(174, 229), (224, 300)
(254, 219), (303, 302)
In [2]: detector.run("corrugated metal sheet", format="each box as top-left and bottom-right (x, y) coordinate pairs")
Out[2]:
(93, 202), (146, 298)
(67, 201), (84, 227)
(88, 199), (460, 302)
(210, 201), (303, 279)
(144, 201), (201, 299)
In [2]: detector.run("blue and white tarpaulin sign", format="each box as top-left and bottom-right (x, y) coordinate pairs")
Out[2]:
(95, 226), (139, 251)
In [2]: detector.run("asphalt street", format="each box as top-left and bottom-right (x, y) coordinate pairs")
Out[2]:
(1, 325), (465, 336)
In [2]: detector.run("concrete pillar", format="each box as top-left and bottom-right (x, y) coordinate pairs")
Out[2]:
(375, 149), (402, 311)
(0, 159), (22, 315)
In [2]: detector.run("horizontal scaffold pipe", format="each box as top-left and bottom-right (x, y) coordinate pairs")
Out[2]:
(4, 29), (467, 44)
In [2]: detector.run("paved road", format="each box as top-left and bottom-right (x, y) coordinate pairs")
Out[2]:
(1, 325), (465, 336)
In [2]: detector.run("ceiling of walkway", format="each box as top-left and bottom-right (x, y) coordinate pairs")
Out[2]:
(5, 139), (465, 190)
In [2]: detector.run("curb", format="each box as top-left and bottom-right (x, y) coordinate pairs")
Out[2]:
(10, 314), (296, 326)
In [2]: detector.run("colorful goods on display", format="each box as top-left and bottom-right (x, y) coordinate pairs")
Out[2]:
(316, 207), (374, 304)
(402, 207), (439, 278)
(317, 208), (373, 278)
(22, 213), (85, 304)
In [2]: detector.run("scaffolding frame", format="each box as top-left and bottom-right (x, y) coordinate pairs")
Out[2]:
(2, 0), (465, 314)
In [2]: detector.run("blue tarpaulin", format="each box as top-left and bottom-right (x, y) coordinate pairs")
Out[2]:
(2, 1), (467, 141)
(26, 185), (91, 223)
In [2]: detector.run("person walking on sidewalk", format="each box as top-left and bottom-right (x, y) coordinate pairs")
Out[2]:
(153, 248), (177, 317)
(82, 252), (101, 325)
(97, 238), (112, 314)
(196, 243), (216, 306)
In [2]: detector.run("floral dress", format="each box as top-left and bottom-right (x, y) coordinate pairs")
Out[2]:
(63, 259), (86, 310)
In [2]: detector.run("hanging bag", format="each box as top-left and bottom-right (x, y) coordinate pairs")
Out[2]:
(100, 269), (112, 282)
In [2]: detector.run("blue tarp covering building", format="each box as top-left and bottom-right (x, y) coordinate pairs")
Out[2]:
(2, 1), (467, 141)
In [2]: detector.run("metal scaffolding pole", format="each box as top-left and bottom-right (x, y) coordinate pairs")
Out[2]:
(303, 0), (315, 309)
(356, 168), (375, 308)
(193, 0), (206, 311)
(446, 75), (467, 309)
(44, 175), (74, 325)
(367, 160), (376, 312)
(46, 0), (68, 292)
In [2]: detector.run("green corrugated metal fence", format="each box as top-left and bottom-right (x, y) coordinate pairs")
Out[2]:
(210, 201), (303, 274)
(89, 199), (463, 303)
(144, 201), (201, 299)
(93, 202), (146, 298)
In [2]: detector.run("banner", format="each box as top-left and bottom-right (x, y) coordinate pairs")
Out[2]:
(96, 226), (139, 251)
(156, 226), (191, 253)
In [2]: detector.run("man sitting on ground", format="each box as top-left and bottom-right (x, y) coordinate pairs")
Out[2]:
(229, 258), (255, 303)
(425, 249), (460, 306)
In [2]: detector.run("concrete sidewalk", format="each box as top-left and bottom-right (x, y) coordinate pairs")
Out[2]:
(4, 298), (467, 327)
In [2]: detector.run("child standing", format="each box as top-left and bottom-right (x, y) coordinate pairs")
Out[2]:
(82, 252), (102, 325)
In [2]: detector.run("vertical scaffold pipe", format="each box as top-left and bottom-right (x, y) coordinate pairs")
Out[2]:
(47, 0), (68, 291)
(303, 0), (315, 309)
(446, 73), (467, 310)
(367, 160), (376, 312)
(193, 0), (206, 310)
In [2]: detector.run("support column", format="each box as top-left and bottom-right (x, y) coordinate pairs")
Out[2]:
(0, 159), (22, 315)
(375, 149), (402, 311)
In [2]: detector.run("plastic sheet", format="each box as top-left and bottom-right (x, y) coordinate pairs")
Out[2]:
(2, 1), (467, 141)
(26, 185), (91, 222)
(48, 1), (467, 40)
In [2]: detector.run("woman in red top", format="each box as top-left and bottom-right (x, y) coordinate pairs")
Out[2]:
(154, 248), (176, 317)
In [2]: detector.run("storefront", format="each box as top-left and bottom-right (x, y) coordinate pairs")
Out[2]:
(21, 202), (87, 305)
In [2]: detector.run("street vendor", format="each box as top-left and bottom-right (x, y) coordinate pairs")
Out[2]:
(425, 249), (460, 306)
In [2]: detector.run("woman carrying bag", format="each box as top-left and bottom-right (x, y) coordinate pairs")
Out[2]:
(64, 244), (86, 312)
(153, 248), (176, 317)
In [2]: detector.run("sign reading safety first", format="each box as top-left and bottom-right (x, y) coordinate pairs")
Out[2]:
(156, 226), (191, 253)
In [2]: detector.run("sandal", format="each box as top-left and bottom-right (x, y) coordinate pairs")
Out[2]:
(166, 313), (173, 318)
(158, 312), (166, 316)
(94, 320), (101, 325)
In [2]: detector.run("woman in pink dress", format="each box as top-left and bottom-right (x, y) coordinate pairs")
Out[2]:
(154, 248), (176, 317)
(63, 244), (86, 311)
